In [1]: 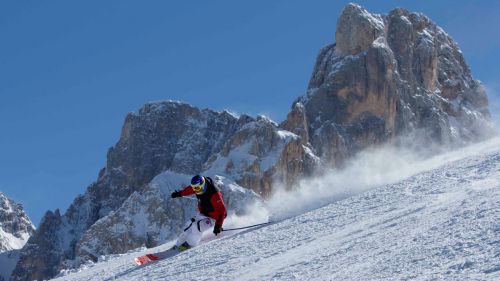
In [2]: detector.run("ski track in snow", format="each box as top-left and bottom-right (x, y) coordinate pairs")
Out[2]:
(54, 138), (500, 281)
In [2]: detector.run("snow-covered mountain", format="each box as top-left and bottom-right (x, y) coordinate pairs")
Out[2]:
(0, 193), (34, 253)
(0, 193), (35, 281)
(53, 136), (500, 281)
(11, 3), (495, 281)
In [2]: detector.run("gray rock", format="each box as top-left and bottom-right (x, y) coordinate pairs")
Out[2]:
(336, 3), (385, 55)
(289, 3), (494, 167)
(0, 193), (35, 253)
(204, 115), (319, 196)
(0, 193), (34, 281)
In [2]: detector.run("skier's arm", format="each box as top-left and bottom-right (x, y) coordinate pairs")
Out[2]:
(171, 186), (195, 198)
(179, 186), (195, 196)
(209, 192), (227, 227)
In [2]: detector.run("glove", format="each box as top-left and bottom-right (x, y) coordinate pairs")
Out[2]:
(213, 225), (222, 236)
(171, 191), (181, 198)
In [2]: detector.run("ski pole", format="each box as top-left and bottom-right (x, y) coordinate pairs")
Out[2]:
(181, 196), (198, 201)
(221, 222), (272, 232)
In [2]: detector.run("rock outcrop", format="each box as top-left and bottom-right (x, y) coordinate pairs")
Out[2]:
(288, 3), (493, 166)
(11, 3), (494, 280)
(0, 193), (34, 253)
(204, 115), (319, 195)
(0, 193), (34, 281)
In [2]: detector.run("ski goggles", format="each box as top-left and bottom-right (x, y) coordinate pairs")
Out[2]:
(192, 183), (204, 193)
(191, 180), (206, 194)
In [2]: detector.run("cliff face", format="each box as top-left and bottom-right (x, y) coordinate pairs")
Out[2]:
(0, 193), (34, 253)
(0, 193), (35, 281)
(286, 4), (493, 166)
(11, 4), (494, 281)
(203, 115), (319, 196)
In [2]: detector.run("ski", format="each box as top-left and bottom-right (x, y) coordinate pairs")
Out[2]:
(134, 254), (160, 265)
(134, 221), (275, 265)
(134, 248), (179, 265)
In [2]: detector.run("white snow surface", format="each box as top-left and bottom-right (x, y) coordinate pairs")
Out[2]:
(0, 229), (30, 253)
(54, 137), (500, 280)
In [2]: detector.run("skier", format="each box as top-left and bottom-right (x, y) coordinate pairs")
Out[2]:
(170, 175), (227, 250)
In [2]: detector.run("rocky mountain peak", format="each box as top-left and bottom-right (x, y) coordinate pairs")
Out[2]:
(291, 3), (494, 166)
(335, 3), (385, 55)
(0, 193), (35, 253)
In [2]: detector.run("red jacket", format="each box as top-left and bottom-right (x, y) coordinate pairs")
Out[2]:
(179, 177), (227, 227)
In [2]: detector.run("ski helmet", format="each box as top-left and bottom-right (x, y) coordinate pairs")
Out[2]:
(191, 175), (206, 194)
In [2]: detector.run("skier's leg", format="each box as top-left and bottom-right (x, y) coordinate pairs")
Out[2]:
(175, 218), (196, 247)
(184, 214), (215, 247)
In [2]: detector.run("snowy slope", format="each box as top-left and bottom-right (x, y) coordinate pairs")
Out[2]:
(54, 137), (500, 280)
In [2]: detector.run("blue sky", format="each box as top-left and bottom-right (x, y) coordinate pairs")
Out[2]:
(1, 0), (499, 226)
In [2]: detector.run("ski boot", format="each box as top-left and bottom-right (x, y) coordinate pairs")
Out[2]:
(177, 242), (191, 251)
